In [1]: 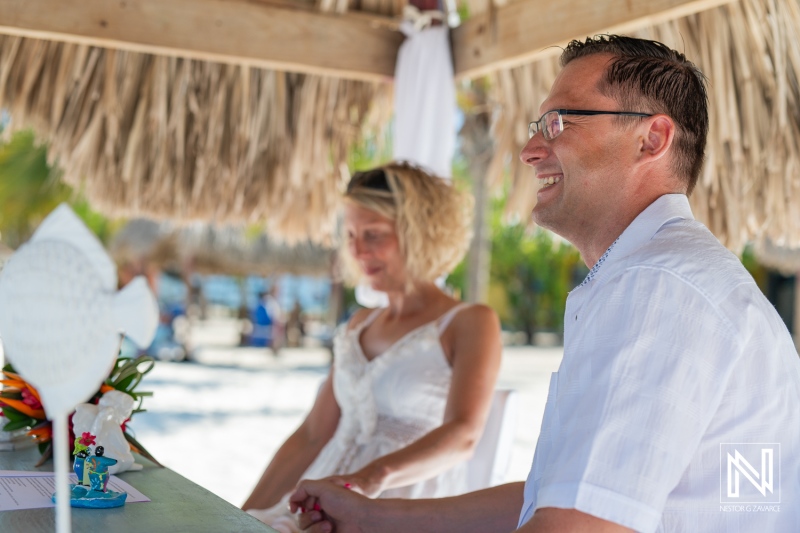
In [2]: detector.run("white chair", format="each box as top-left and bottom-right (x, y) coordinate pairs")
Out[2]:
(465, 389), (519, 492)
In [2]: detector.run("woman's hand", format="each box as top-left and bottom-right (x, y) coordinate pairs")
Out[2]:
(318, 464), (387, 498)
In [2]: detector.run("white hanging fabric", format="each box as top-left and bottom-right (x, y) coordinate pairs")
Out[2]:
(356, 11), (456, 308)
(393, 11), (455, 179)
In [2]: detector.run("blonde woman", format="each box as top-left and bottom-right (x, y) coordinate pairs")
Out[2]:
(243, 163), (502, 532)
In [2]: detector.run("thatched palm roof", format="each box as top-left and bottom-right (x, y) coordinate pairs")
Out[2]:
(110, 219), (333, 277)
(2, 0), (800, 255)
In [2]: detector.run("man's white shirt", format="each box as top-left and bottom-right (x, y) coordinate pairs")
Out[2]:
(519, 194), (800, 532)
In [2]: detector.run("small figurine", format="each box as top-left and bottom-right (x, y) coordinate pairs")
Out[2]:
(72, 449), (90, 485)
(86, 446), (117, 492)
(59, 434), (127, 509)
(72, 432), (95, 486)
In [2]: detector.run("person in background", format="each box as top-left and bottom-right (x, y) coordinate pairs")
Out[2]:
(286, 301), (306, 348)
(251, 285), (284, 353)
(264, 285), (285, 352)
(241, 162), (503, 533)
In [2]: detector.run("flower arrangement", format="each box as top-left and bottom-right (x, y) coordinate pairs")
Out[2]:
(0, 354), (159, 466)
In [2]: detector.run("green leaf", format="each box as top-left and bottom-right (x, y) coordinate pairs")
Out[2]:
(3, 418), (33, 432)
(114, 374), (138, 392)
(1, 407), (33, 423)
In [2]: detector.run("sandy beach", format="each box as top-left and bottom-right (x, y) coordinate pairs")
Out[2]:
(128, 316), (563, 506)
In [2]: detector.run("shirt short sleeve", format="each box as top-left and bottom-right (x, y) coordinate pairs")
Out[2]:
(533, 266), (740, 532)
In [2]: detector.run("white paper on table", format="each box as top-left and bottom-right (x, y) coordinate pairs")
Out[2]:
(0, 472), (150, 511)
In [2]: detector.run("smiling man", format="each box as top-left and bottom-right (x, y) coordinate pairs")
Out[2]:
(289, 35), (800, 533)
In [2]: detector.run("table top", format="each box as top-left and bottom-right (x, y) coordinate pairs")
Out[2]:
(0, 446), (278, 533)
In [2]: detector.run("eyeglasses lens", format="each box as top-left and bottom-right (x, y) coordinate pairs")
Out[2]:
(529, 112), (563, 140)
(544, 112), (562, 140)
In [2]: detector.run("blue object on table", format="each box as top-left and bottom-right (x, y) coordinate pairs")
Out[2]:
(86, 452), (118, 492)
(57, 444), (127, 508)
(73, 450), (88, 485)
(52, 484), (128, 508)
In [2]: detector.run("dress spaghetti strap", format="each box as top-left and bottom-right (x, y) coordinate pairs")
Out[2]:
(436, 302), (471, 335)
(351, 307), (383, 332)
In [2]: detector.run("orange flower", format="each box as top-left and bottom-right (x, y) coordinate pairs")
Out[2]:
(0, 397), (46, 419)
(1, 371), (43, 404)
(0, 379), (24, 391)
(27, 425), (52, 442)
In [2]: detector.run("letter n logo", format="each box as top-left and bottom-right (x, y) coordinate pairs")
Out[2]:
(720, 443), (780, 504)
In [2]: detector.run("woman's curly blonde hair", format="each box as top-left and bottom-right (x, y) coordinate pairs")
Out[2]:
(339, 162), (474, 288)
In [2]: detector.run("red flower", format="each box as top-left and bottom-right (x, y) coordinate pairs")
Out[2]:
(79, 432), (96, 446)
(21, 388), (42, 410)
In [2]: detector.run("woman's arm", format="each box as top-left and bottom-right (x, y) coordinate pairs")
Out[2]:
(330, 304), (503, 496)
(241, 372), (341, 510)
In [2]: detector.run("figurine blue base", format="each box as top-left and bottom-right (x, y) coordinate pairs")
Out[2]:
(51, 484), (127, 509)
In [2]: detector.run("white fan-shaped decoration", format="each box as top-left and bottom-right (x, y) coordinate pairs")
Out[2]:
(0, 204), (158, 533)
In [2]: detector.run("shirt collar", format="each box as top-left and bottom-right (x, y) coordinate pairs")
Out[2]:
(577, 194), (694, 288)
(578, 237), (619, 288)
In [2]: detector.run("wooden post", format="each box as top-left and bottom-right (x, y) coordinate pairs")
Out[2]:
(459, 82), (493, 304)
(467, 166), (492, 304)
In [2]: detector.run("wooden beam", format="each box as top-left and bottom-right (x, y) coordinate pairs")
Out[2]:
(452, 0), (736, 79)
(0, 0), (404, 82)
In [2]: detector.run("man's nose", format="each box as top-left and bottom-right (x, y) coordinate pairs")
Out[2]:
(519, 133), (549, 167)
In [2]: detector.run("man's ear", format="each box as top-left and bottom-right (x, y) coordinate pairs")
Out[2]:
(639, 114), (675, 162)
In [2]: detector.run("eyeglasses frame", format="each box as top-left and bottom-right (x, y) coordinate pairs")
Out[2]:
(528, 109), (654, 140)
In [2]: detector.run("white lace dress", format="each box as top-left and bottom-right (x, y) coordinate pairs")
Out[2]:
(249, 303), (471, 532)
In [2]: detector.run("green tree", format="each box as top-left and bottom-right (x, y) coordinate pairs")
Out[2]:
(0, 130), (117, 247)
(0, 130), (69, 247)
(488, 211), (584, 341)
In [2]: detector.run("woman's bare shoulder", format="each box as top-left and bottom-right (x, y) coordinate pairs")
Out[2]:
(441, 303), (501, 352)
(442, 302), (501, 366)
(450, 303), (500, 331)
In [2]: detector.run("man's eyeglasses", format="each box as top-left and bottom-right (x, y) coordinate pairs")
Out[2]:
(528, 109), (653, 140)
